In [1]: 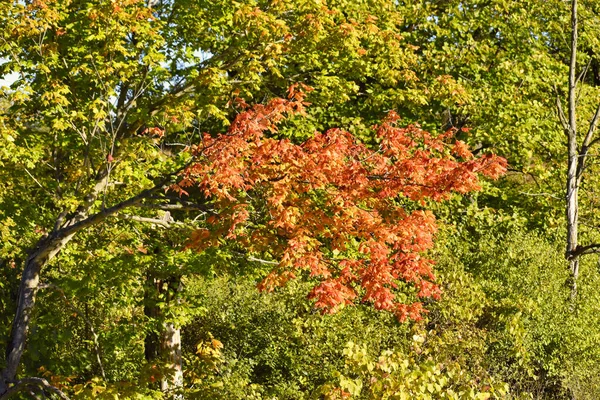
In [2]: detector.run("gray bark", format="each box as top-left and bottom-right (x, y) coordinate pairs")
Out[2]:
(0, 233), (76, 395)
(144, 275), (184, 398)
(566, 0), (580, 292)
(160, 323), (183, 398)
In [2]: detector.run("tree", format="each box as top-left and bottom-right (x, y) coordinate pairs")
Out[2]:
(556, 0), (600, 294)
(178, 89), (505, 318)
(0, 0), (510, 396)
(0, 84), (505, 396)
(0, 0), (434, 393)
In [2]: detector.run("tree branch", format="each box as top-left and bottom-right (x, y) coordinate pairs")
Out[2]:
(58, 160), (194, 238)
(554, 87), (570, 134)
(116, 214), (186, 229)
(570, 243), (600, 258)
(247, 256), (279, 265)
(0, 377), (70, 400)
(577, 103), (600, 181)
(518, 191), (562, 200)
(137, 200), (213, 213)
(576, 57), (592, 87)
(231, 251), (279, 265)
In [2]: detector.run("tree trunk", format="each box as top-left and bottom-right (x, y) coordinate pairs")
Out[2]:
(566, 0), (580, 296)
(144, 275), (183, 398)
(567, 135), (580, 293)
(0, 175), (172, 395)
(0, 232), (76, 394)
(160, 323), (183, 398)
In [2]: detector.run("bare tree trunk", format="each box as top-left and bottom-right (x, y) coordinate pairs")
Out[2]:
(160, 323), (183, 398)
(566, 0), (580, 296)
(557, 0), (600, 296)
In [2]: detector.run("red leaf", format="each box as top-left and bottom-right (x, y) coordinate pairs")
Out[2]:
(179, 88), (506, 322)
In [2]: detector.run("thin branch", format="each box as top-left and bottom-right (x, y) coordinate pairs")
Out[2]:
(582, 103), (600, 148)
(231, 251), (279, 265)
(115, 214), (186, 228)
(24, 168), (52, 196)
(575, 58), (592, 105)
(518, 191), (562, 200)
(577, 103), (600, 181)
(0, 377), (70, 400)
(554, 86), (570, 134)
(52, 210), (69, 233)
(137, 201), (212, 213)
(247, 256), (279, 265)
(589, 137), (600, 148)
(576, 57), (592, 86)
(570, 243), (600, 258)
(55, 104), (88, 145)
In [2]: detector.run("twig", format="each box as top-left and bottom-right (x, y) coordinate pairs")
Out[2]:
(518, 191), (562, 200)
(554, 86), (569, 134)
(115, 214), (186, 229)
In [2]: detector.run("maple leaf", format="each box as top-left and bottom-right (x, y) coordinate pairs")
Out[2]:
(181, 91), (506, 322)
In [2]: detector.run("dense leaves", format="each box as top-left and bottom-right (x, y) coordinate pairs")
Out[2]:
(1, 0), (600, 399)
(178, 90), (505, 320)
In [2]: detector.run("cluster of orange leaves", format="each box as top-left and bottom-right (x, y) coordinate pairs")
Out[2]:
(176, 85), (506, 322)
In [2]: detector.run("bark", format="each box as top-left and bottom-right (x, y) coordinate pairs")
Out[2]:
(144, 275), (184, 398)
(160, 323), (183, 397)
(144, 276), (162, 362)
(565, 0), (580, 296)
(561, 0), (600, 295)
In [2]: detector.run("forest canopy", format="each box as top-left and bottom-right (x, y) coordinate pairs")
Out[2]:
(1, 0), (600, 399)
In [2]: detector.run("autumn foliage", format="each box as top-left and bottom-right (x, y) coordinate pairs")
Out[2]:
(177, 86), (506, 322)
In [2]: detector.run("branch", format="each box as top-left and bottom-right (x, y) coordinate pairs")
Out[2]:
(52, 210), (70, 234)
(576, 57), (592, 87)
(231, 251), (279, 265)
(137, 201), (212, 213)
(577, 103), (600, 181)
(582, 103), (600, 149)
(57, 184), (164, 238)
(568, 0), (578, 136)
(0, 377), (70, 400)
(247, 256), (279, 265)
(115, 214), (186, 229)
(58, 171), (111, 231)
(518, 191), (562, 200)
(57, 160), (194, 238)
(554, 86), (570, 134)
(570, 243), (600, 258)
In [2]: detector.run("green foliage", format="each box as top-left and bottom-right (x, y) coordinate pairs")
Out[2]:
(432, 214), (600, 398)
(328, 341), (507, 399)
(2, 0), (600, 399)
(181, 277), (428, 399)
